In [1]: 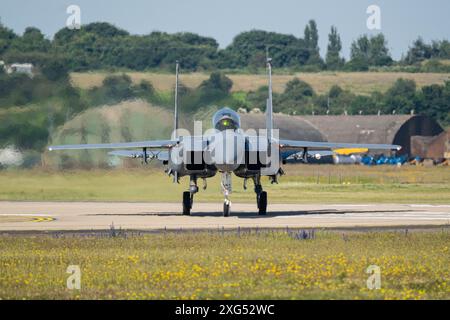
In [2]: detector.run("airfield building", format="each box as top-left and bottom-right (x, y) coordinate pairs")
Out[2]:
(6, 63), (34, 77)
(240, 114), (444, 157)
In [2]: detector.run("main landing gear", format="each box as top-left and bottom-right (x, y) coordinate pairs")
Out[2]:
(182, 191), (192, 215)
(182, 173), (267, 217)
(253, 175), (267, 215)
(182, 175), (199, 215)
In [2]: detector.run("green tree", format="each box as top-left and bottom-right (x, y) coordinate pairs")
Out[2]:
(41, 58), (69, 81)
(404, 38), (450, 66)
(87, 74), (134, 106)
(348, 35), (371, 71)
(326, 26), (344, 70)
(102, 74), (133, 101)
(304, 20), (323, 66)
(348, 34), (392, 70)
(83, 22), (129, 37)
(383, 79), (417, 114)
(133, 80), (155, 99)
(196, 72), (233, 107)
(348, 95), (377, 115)
(438, 40), (450, 59)
(200, 72), (232, 93)
(171, 73), (234, 113)
(328, 85), (343, 98)
(0, 20), (17, 55)
(248, 51), (266, 72)
(10, 27), (50, 52)
(222, 30), (309, 68)
(404, 38), (432, 64)
(275, 78), (316, 114)
(53, 24), (218, 71)
(284, 78), (314, 98)
(417, 81), (450, 126)
(369, 34), (392, 66)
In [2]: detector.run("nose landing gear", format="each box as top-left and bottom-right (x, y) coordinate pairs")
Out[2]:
(221, 172), (232, 217)
(223, 198), (231, 217)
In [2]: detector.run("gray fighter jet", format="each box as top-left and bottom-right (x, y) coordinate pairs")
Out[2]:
(49, 59), (401, 216)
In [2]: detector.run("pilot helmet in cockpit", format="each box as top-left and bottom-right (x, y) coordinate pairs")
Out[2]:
(212, 107), (241, 131)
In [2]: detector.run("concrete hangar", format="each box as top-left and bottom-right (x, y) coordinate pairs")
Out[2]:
(240, 114), (446, 159)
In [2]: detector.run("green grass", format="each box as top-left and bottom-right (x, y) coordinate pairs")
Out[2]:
(0, 165), (449, 203)
(0, 231), (449, 299)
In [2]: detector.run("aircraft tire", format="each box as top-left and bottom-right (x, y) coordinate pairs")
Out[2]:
(258, 191), (267, 215)
(182, 191), (191, 215)
(223, 202), (230, 217)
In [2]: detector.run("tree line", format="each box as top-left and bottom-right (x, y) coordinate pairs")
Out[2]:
(1, 19), (450, 72)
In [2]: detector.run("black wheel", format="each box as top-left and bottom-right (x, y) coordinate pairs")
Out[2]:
(257, 191), (267, 215)
(223, 201), (230, 217)
(182, 191), (192, 215)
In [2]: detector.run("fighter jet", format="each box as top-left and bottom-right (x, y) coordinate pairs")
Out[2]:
(49, 59), (401, 216)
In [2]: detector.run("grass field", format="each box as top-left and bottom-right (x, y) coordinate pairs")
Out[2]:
(0, 231), (449, 299)
(0, 165), (449, 203)
(70, 71), (450, 95)
(1, 166), (448, 300)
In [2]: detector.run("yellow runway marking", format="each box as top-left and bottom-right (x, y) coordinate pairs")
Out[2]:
(31, 217), (55, 223)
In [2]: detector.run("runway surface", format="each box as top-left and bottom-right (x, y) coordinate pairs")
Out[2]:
(0, 202), (449, 231)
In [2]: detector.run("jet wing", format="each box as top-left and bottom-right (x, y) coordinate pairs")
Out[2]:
(278, 139), (401, 152)
(48, 140), (177, 151)
(108, 150), (169, 161)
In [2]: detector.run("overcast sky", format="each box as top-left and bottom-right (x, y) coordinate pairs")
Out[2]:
(1, 0), (449, 59)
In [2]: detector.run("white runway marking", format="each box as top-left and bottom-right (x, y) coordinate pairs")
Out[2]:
(331, 204), (374, 207)
(410, 204), (450, 208)
(0, 213), (51, 217)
